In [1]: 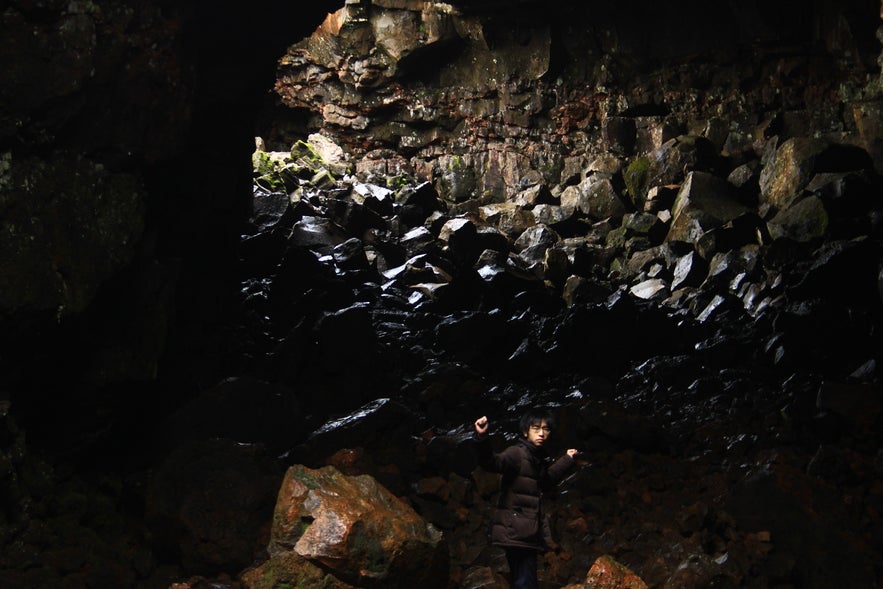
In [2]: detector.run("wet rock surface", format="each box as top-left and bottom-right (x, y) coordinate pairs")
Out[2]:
(1, 0), (883, 588)
(243, 464), (448, 589)
(189, 112), (881, 586)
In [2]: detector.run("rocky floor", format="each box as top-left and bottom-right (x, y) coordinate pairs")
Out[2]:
(2, 130), (883, 588)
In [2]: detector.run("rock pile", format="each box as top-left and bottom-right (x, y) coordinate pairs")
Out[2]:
(228, 121), (883, 586)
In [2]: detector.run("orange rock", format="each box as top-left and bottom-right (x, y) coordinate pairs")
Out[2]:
(583, 555), (648, 589)
(258, 464), (448, 588)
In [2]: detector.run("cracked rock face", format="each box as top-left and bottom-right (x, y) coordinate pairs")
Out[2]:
(271, 0), (883, 208)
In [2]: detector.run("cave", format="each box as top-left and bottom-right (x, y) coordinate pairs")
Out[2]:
(1, 0), (882, 588)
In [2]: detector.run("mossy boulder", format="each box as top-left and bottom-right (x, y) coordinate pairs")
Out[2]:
(623, 156), (652, 208)
(436, 154), (476, 202)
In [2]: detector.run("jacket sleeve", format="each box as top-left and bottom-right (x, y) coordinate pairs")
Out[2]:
(546, 453), (575, 483)
(474, 436), (520, 475)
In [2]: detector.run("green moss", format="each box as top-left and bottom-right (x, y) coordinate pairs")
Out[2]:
(387, 174), (412, 189)
(623, 157), (652, 207)
(350, 529), (389, 576)
(252, 150), (281, 176)
(254, 173), (287, 193)
(252, 151), (288, 192)
(296, 475), (319, 490)
(291, 140), (323, 164)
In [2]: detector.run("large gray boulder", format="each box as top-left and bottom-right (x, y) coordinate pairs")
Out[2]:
(665, 171), (752, 245)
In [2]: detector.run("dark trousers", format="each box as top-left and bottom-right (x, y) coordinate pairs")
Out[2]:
(505, 546), (538, 589)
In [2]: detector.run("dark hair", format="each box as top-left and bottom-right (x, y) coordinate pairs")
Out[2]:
(519, 409), (555, 435)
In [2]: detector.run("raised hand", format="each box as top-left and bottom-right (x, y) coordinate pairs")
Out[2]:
(474, 415), (489, 437)
(566, 448), (579, 458)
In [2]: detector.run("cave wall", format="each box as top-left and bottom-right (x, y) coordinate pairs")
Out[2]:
(0, 0), (340, 447)
(268, 0), (883, 203)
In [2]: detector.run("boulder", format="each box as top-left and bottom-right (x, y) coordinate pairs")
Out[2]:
(565, 554), (647, 589)
(383, 254), (453, 287)
(650, 135), (721, 187)
(727, 160), (761, 199)
(625, 245), (667, 279)
(250, 188), (291, 231)
(806, 169), (880, 220)
(533, 203), (577, 227)
(396, 181), (445, 221)
(665, 171), (751, 245)
(562, 275), (615, 306)
(352, 182), (395, 214)
(289, 215), (351, 251)
(630, 278), (669, 300)
(474, 225), (512, 254)
(437, 154), (477, 202)
(623, 211), (668, 245)
(643, 185), (678, 214)
(307, 132), (350, 176)
(671, 251), (709, 290)
(513, 183), (554, 207)
(517, 244), (551, 274)
(702, 246), (762, 290)
(244, 464), (448, 589)
(577, 174), (629, 222)
(634, 117), (681, 154)
(334, 237), (373, 273)
(514, 224), (561, 253)
(478, 202), (536, 237)
(544, 247), (570, 286)
(759, 137), (828, 211)
(439, 217), (481, 265)
(401, 226), (440, 257)
(766, 194), (829, 242)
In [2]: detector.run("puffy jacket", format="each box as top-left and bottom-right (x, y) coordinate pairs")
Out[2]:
(476, 437), (575, 551)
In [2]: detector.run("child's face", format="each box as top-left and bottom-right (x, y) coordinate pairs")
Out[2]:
(525, 420), (551, 447)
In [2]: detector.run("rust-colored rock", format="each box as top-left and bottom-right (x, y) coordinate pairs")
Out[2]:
(582, 555), (648, 589)
(247, 464), (448, 588)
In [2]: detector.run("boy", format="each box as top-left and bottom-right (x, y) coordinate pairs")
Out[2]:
(474, 411), (578, 589)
